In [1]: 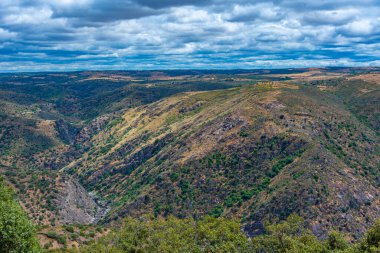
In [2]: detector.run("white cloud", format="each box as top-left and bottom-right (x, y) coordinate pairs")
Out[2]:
(302, 9), (358, 25)
(3, 7), (53, 25)
(0, 0), (379, 71)
(341, 19), (376, 36)
(0, 28), (16, 40)
(227, 3), (285, 22)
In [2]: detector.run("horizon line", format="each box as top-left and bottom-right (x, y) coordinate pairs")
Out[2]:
(1, 66), (379, 75)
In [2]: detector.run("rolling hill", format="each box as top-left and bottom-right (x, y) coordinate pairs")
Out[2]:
(61, 73), (379, 240)
(0, 68), (379, 248)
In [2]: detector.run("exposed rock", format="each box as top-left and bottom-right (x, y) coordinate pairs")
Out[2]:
(55, 119), (78, 145)
(56, 178), (98, 224)
(75, 115), (113, 144)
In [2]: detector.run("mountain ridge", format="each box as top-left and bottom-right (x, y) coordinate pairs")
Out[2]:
(0, 69), (379, 246)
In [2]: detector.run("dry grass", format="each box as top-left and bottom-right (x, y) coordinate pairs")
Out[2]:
(348, 73), (380, 85)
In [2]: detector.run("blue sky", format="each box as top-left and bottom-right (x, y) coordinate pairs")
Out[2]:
(0, 0), (379, 71)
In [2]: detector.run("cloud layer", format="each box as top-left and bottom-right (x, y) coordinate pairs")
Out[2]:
(0, 0), (379, 71)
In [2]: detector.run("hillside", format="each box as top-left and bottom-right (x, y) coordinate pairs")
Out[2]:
(62, 73), (379, 240)
(0, 69), (379, 249)
(0, 71), (249, 226)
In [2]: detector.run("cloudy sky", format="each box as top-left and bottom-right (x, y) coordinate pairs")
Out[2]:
(0, 0), (380, 71)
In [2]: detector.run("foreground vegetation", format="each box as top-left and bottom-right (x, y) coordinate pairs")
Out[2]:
(0, 69), (379, 252)
(42, 214), (380, 253)
(0, 176), (41, 253)
(0, 151), (380, 253)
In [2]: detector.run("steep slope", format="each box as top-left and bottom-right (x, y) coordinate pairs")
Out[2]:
(0, 100), (66, 168)
(1, 70), (379, 242)
(0, 71), (249, 224)
(62, 80), (379, 239)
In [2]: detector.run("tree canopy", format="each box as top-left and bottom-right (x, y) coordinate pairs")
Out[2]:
(80, 214), (380, 253)
(0, 176), (41, 253)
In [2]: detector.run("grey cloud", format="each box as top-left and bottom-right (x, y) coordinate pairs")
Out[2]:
(0, 0), (379, 71)
(280, 0), (378, 11)
(135, 0), (212, 9)
(302, 9), (358, 25)
(227, 3), (285, 22)
(51, 1), (161, 23)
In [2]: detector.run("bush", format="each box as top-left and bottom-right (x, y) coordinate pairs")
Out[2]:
(252, 214), (327, 253)
(359, 219), (380, 252)
(46, 231), (67, 245)
(81, 216), (248, 253)
(326, 231), (349, 251)
(0, 176), (41, 253)
(65, 225), (75, 233)
(209, 205), (224, 218)
(170, 172), (179, 182)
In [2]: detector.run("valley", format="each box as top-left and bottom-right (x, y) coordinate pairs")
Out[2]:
(0, 68), (379, 250)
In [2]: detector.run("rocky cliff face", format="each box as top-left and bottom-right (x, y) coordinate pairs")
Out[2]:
(56, 178), (98, 224)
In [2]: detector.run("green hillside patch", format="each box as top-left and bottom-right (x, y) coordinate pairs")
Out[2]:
(0, 176), (41, 252)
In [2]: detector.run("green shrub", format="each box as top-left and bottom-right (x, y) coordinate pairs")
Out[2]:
(0, 176), (41, 253)
(170, 172), (179, 182)
(46, 231), (67, 245)
(81, 216), (248, 253)
(209, 205), (224, 218)
(65, 225), (75, 233)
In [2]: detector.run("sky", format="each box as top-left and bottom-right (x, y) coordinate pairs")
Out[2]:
(0, 0), (380, 71)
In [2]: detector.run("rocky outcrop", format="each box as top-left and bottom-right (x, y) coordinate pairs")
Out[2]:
(75, 115), (113, 144)
(55, 119), (78, 145)
(56, 178), (98, 224)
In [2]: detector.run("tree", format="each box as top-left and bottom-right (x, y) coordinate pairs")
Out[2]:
(251, 214), (327, 253)
(80, 214), (380, 253)
(81, 215), (249, 252)
(326, 231), (349, 251)
(0, 176), (41, 253)
(359, 219), (380, 252)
